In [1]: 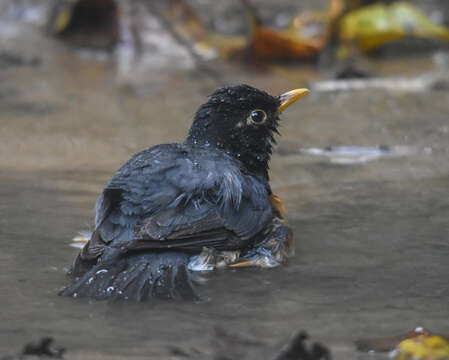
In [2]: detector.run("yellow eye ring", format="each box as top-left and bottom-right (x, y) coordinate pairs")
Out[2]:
(247, 109), (267, 125)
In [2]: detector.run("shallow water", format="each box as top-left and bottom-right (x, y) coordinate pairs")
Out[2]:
(1, 14), (449, 360)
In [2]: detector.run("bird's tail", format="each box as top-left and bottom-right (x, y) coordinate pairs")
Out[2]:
(59, 251), (199, 301)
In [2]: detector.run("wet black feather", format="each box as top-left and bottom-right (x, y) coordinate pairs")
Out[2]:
(62, 84), (284, 301)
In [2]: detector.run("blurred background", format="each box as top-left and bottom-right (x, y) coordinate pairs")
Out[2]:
(1, 0), (449, 171)
(1, 0), (448, 359)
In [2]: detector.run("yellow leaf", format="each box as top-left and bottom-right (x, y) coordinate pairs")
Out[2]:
(339, 1), (449, 52)
(54, 9), (71, 33)
(394, 335), (449, 360)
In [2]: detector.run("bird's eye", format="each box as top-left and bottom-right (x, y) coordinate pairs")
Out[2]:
(247, 109), (267, 125)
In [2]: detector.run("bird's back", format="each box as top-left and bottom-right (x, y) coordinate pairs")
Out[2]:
(61, 142), (273, 300)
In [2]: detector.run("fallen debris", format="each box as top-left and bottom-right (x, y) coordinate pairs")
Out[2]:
(356, 327), (449, 354)
(339, 2), (449, 53)
(297, 145), (421, 165)
(0, 337), (65, 360)
(312, 72), (448, 93)
(242, 0), (344, 61)
(274, 331), (332, 360)
(392, 334), (449, 360)
(22, 337), (65, 358)
(48, 0), (120, 49)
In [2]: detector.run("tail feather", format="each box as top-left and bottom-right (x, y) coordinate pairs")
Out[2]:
(171, 265), (198, 300)
(131, 263), (154, 301)
(59, 252), (199, 301)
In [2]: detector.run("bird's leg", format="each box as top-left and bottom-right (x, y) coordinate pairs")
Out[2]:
(188, 247), (218, 271)
(188, 247), (241, 271)
(229, 218), (294, 268)
(269, 194), (287, 221)
(70, 232), (92, 249)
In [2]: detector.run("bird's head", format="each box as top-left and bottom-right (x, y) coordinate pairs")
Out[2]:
(186, 84), (309, 178)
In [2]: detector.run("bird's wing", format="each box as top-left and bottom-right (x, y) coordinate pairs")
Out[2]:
(81, 144), (273, 260)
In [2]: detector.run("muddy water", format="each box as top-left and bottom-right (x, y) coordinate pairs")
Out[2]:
(1, 19), (449, 360)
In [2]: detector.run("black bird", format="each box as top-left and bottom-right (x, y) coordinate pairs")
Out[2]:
(60, 84), (309, 301)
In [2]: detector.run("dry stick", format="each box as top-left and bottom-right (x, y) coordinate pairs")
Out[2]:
(144, 0), (222, 84)
(312, 72), (446, 92)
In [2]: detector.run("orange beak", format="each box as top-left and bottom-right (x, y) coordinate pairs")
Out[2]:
(278, 88), (309, 112)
